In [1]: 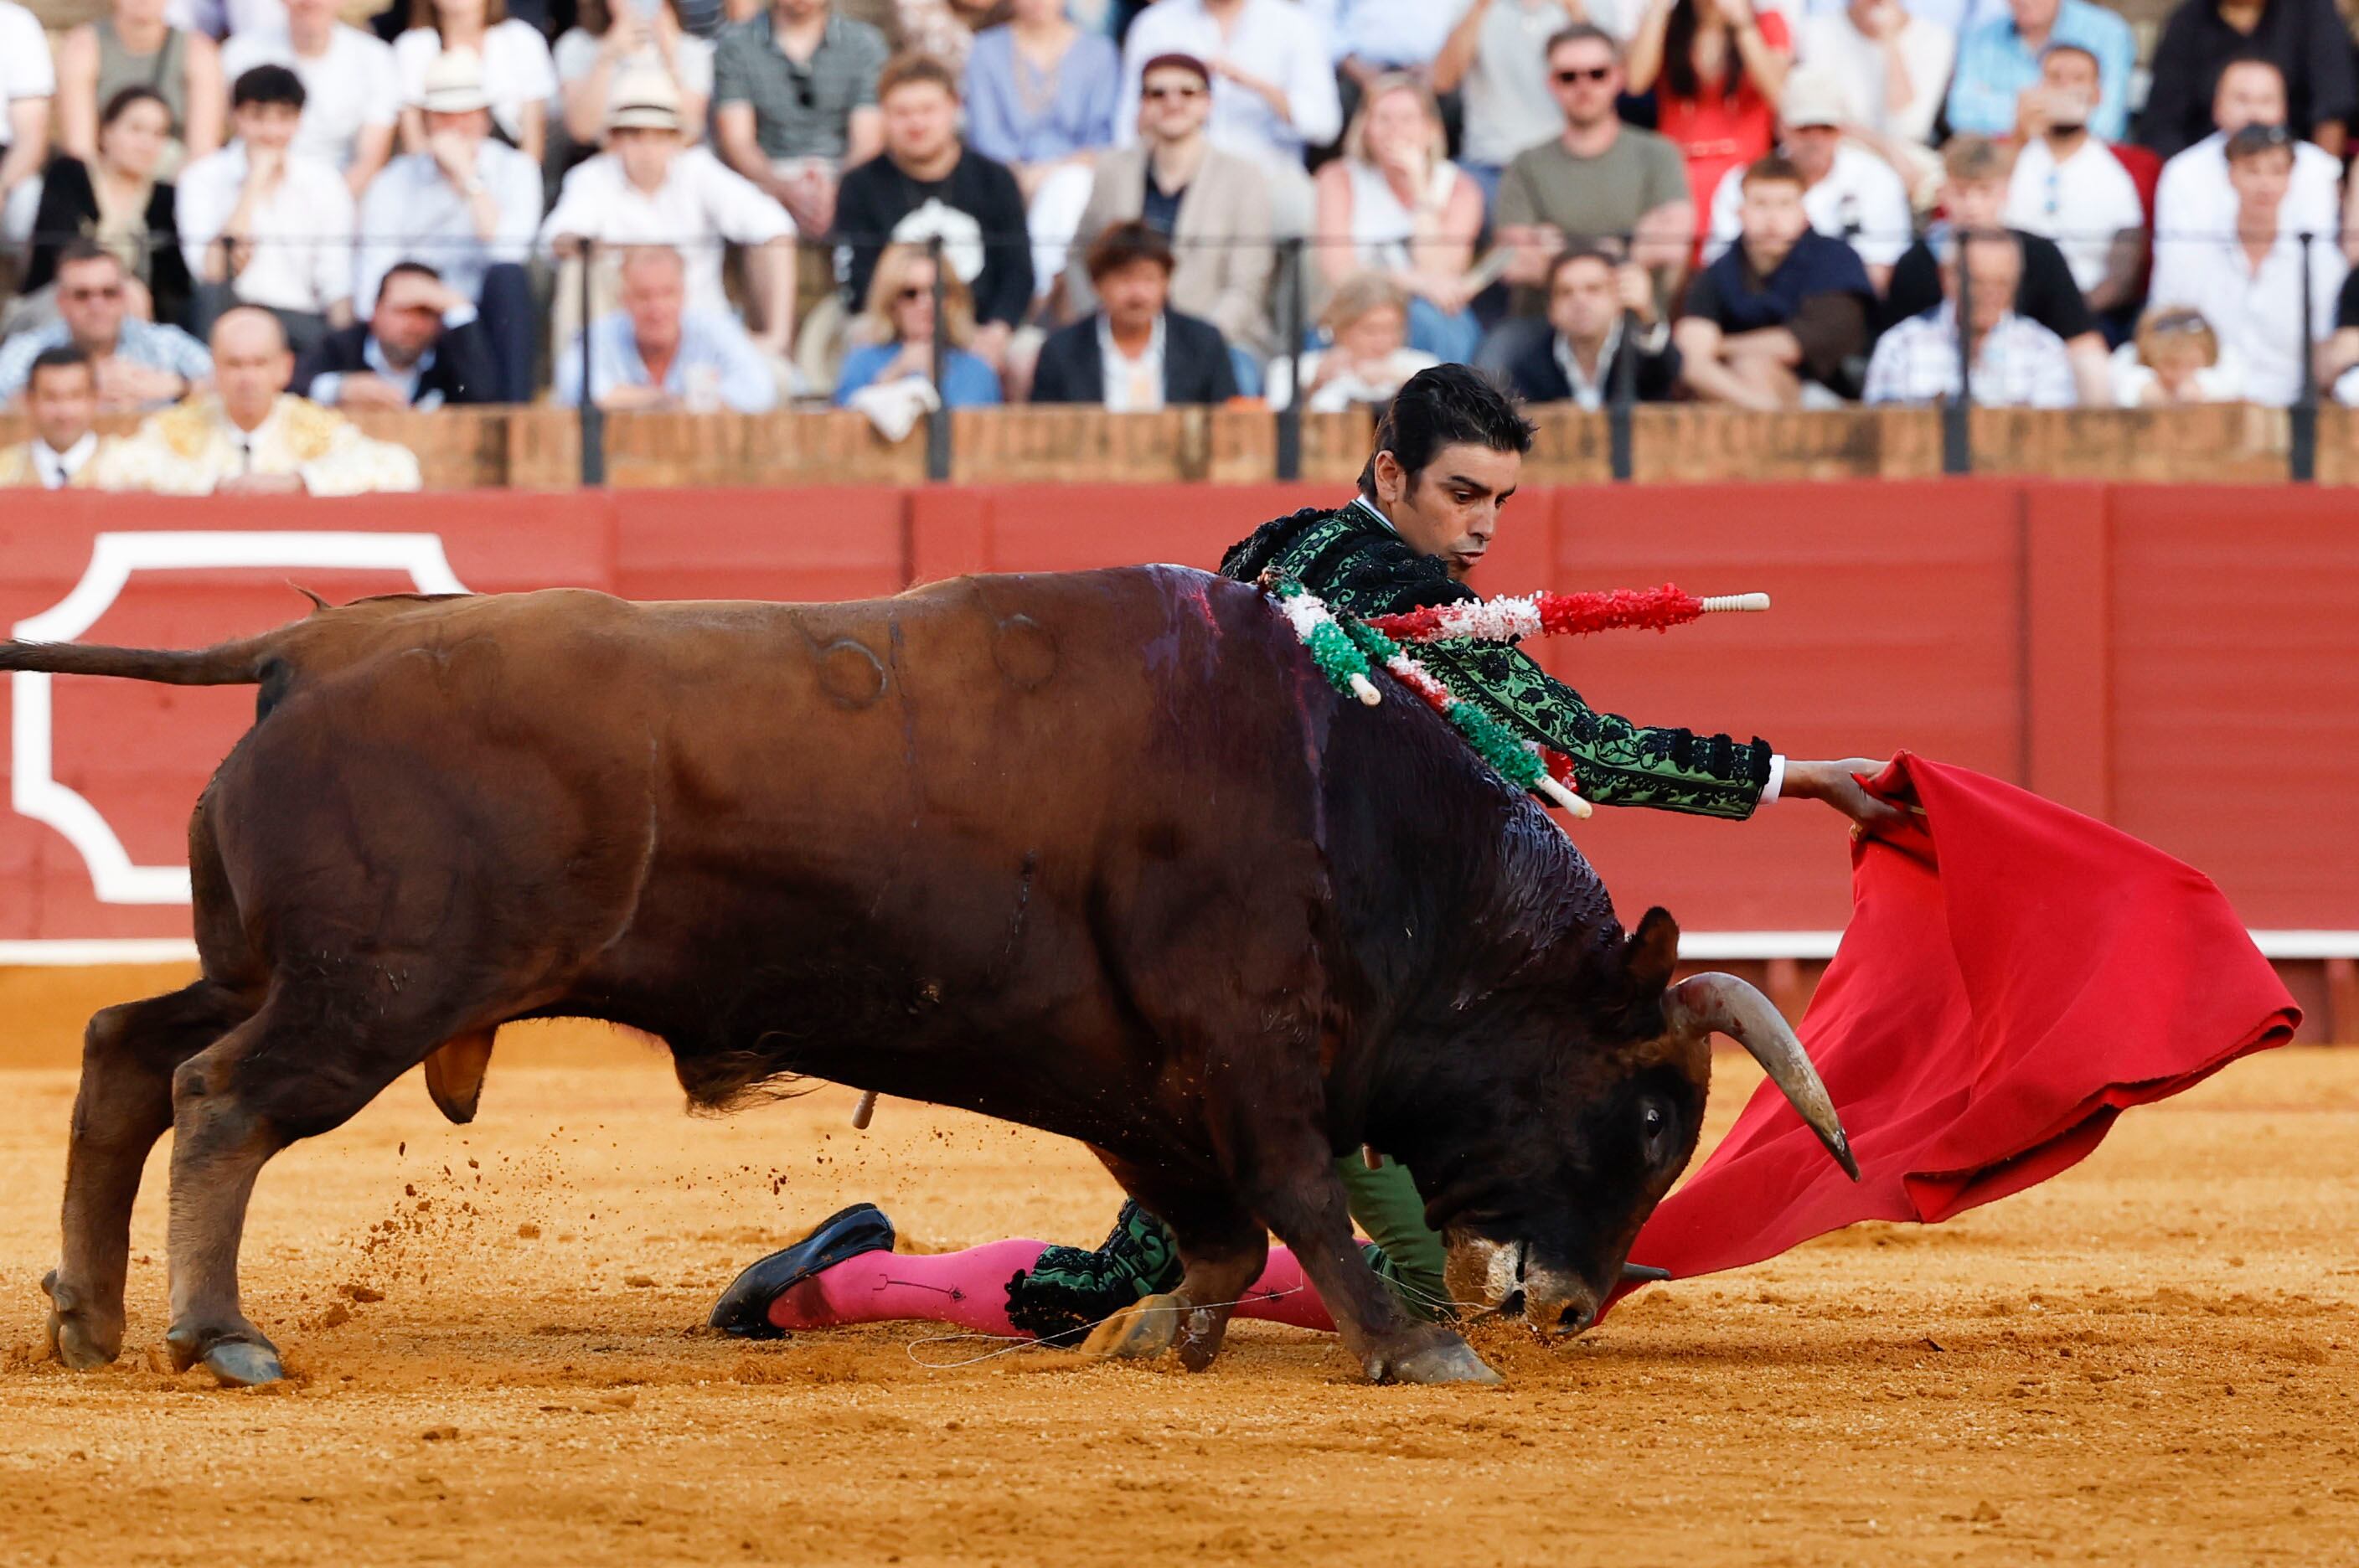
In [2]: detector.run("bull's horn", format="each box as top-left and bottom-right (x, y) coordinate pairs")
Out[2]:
(1621, 1263), (1671, 1285)
(1665, 972), (1860, 1181)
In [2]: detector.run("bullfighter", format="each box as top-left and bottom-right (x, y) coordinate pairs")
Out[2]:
(710, 364), (1901, 1345)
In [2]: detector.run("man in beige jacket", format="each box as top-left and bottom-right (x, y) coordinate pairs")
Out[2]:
(1064, 52), (1278, 369)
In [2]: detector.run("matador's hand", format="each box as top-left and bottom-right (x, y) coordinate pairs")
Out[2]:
(1783, 757), (1912, 840)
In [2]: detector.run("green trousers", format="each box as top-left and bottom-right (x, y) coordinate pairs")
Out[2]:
(1339, 1153), (1452, 1321)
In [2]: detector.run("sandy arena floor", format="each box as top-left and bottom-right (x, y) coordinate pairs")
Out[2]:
(0, 966), (2353, 1568)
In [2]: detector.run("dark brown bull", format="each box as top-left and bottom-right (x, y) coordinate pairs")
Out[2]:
(7, 568), (1853, 1387)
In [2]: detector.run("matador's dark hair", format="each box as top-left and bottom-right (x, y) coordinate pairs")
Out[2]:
(1359, 364), (1536, 498)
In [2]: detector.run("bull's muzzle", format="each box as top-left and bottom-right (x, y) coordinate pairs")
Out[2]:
(1445, 1238), (1649, 1338)
(1515, 1266), (1602, 1338)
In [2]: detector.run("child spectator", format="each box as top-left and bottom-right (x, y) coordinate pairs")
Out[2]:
(1311, 75), (1485, 364)
(1265, 271), (1440, 413)
(2110, 305), (2242, 405)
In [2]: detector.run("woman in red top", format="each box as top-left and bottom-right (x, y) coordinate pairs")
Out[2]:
(1626, 0), (1791, 241)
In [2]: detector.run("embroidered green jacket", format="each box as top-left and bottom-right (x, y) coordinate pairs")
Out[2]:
(1222, 500), (1773, 819)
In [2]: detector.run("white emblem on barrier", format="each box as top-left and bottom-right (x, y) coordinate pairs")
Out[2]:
(10, 531), (468, 905)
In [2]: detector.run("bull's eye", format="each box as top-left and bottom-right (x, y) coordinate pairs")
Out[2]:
(1639, 1095), (1675, 1164)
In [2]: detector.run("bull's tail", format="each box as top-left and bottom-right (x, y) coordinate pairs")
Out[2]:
(0, 628), (292, 686)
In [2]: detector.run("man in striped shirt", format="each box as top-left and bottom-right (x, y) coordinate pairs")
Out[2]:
(1865, 230), (2078, 407)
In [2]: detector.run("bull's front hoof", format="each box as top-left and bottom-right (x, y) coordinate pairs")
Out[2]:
(201, 1340), (286, 1388)
(165, 1323), (285, 1386)
(40, 1270), (122, 1370)
(1079, 1292), (1181, 1361)
(1370, 1333), (1502, 1386)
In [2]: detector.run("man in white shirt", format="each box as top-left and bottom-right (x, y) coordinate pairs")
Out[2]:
(2002, 43), (2142, 313)
(356, 49), (542, 402)
(1116, 0), (1343, 234)
(0, 349), (111, 490)
(178, 64), (357, 354)
(1705, 68), (1912, 290)
(2153, 59), (2341, 279)
(1865, 230), (2077, 406)
(2147, 124), (2344, 409)
(219, 0), (401, 198)
(0, 0), (54, 245)
(1794, 0), (1954, 147)
(540, 68), (797, 358)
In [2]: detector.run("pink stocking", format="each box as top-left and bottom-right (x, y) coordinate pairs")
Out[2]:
(765, 1239), (1047, 1336)
(1229, 1246), (1336, 1332)
(766, 1239), (1342, 1338)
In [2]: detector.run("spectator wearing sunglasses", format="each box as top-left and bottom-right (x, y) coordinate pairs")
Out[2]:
(714, 0), (889, 238)
(2001, 44), (2144, 317)
(1494, 26), (1692, 322)
(833, 240), (1004, 407)
(0, 241), (212, 410)
(1064, 52), (1275, 378)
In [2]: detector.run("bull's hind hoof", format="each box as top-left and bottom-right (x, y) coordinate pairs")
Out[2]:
(165, 1324), (285, 1386)
(1371, 1333), (1501, 1386)
(40, 1270), (121, 1369)
(1080, 1292), (1182, 1360)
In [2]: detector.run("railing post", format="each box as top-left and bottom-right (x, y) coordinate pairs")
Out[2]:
(1942, 228), (1973, 477)
(925, 235), (952, 482)
(1608, 304), (1637, 482)
(578, 239), (604, 487)
(2293, 230), (2317, 483)
(1276, 236), (1306, 482)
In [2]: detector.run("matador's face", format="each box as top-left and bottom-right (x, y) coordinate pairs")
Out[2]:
(1375, 442), (1523, 581)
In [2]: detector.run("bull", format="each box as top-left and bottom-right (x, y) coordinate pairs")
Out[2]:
(9, 567), (1855, 1388)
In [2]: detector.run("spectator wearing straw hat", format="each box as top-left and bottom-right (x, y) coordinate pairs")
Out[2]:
(539, 66), (798, 358)
(354, 49), (541, 400)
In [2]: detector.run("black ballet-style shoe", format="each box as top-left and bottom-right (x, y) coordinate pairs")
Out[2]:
(708, 1202), (896, 1339)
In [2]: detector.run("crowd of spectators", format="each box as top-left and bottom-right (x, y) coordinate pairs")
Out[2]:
(9, 0), (2359, 490)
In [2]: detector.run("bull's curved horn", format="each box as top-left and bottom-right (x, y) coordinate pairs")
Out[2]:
(1666, 972), (1861, 1181)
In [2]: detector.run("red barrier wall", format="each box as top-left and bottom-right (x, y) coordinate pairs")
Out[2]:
(3, 482), (2351, 971)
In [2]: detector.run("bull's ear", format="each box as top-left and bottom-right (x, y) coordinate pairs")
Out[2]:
(1621, 907), (1681, 999)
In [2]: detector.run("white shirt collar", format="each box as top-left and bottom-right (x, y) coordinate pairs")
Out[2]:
(34, 431), (97, 488)
(1096, 313), (1168, 414)
(1553, 317), (1625, 411)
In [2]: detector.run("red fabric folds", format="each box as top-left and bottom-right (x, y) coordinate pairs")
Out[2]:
(1624, 753), (2300, 1285)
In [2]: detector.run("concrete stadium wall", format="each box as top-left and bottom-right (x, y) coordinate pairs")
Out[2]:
(3, 481), (2351, 1033)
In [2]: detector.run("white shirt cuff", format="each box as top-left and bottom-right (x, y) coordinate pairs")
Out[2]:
(1761, 754), (1786, 805)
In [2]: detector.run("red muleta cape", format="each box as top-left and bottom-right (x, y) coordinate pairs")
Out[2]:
(1622, 753), (2301, 1289)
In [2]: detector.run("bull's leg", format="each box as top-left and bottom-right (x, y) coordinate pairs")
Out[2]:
(1080, 1158), (1267, 1373)
(46, 980), (254, 1370)
(1246, 1146), (1499, 1386)
(162, 993), (433, 1386)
